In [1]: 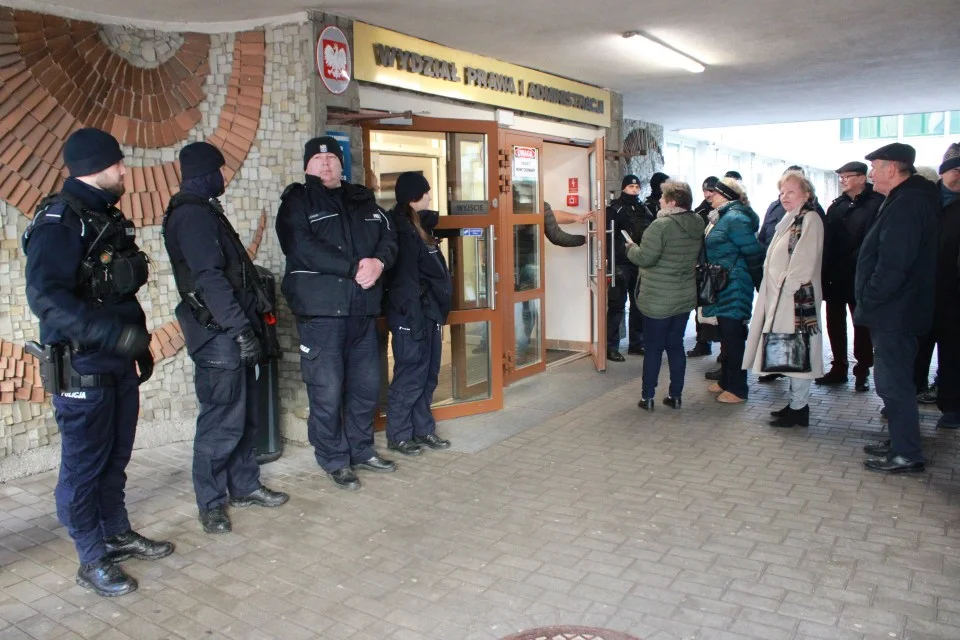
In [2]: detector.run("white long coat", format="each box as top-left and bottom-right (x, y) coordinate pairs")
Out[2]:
(743, 207), (825, 379)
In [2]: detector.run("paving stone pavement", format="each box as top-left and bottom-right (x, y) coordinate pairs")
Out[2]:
(1, 342), (959, 640)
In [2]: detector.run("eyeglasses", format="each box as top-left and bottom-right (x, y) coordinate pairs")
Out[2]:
(838, 174), (864, 181)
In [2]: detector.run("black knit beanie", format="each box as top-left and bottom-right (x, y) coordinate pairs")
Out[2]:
(395, 172), (431, 205)
(179, 142), (226, 180)
(621, 174), (641, 190)
(303, 136), (344, 169)
(63, 128), (124, 177)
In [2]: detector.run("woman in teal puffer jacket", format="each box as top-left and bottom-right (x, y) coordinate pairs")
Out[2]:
(702, 178), (764, 403)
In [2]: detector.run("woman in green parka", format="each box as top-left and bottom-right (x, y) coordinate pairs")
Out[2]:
(627, 181), (705, 411)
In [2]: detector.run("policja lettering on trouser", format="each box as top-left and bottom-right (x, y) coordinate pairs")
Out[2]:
(384, 172), (453, 455)
(162, 141), (288, 535)
(22, 127), (172, 598)
(276, 136), (399, 490)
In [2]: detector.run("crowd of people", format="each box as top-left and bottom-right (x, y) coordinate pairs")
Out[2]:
(606, 140), (960, 476)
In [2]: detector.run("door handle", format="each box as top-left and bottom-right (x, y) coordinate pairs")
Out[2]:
(606, 225), (615, 279)
(488, 224), (496, 311)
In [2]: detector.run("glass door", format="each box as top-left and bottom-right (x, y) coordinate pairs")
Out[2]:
(500, 132), (546, 384)
(364, 117), (503, 421)
(586, 137), (607, 372)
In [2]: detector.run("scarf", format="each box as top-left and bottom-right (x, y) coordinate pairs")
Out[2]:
(786, 208), (818, 333)
(657, 204), (686, 218)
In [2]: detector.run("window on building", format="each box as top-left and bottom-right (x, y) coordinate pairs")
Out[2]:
(840, 118), (855, 141)
(950, 110), (960, 134)
(903, 112), (945, 137)
(859, 115), (898, 139)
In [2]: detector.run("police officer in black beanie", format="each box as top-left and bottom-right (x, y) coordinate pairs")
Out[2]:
(645, 172), (670, 214)
(23, 127), (171, 597)
(162, 141), (289, 535)
(383, 172), (452, 456)
(276, 136), (398, 490)
(606, 174), (655, 361)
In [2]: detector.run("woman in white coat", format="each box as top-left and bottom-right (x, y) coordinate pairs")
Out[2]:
(743, 172), (825, 427)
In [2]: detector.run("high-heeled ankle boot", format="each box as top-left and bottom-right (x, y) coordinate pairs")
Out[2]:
(769, 405), (809, 428)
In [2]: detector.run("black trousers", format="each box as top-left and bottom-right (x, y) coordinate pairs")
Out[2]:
(914, 331), (937, 391)
(717, 317), (749, 398)
(937, 331), (960, 415)
(607, 263), (643, 351)
(825, 300), (873, 376)
(386, 323), (442, 441)
(873, 331), (923, 461)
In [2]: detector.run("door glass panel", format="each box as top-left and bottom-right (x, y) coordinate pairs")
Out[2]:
(444, 228), (491, 311)
(437, 321), (492, 405)
(447, 133), (489, 215)
(511, 145), (540, 214)
(369, 130), (447, 213)
(513, 224), (540, 291)
(514, 299), (541, 369)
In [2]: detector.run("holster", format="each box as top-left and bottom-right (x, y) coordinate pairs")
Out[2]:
(25, 341), (116, 394)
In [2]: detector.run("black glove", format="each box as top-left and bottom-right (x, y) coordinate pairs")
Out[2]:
(113, 325), (151, 358)
(235, 326), (263, 367)
(136, 350), (154, 385)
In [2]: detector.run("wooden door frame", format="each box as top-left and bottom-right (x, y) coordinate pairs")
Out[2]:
(588, 136), (607, 372)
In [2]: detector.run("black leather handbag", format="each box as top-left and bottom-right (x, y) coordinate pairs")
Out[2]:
(695, 241), (728, 306)
(760, 287), (811, 373)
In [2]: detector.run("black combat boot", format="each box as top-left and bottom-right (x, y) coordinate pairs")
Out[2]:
(76, 560), (138, 597)
(104, 529), (175, 563)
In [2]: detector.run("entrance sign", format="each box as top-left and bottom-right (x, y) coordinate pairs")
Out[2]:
(451, 200), (490, 215)
(317, 26), (351, 95)
(462, 228), (484, 237)
(353, 22), (611, 128)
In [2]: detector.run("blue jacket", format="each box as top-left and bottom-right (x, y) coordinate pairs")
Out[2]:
(854, 175), (938, 335)
(702, 201), (764, 320)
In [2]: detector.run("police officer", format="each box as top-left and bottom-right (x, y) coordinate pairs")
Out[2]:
(276, 137), (398, 490)
(23, 128), (173, 597)
(384, 172), (452, 456)
(162, 142), (289, 535)
(606, 174), (655, 361)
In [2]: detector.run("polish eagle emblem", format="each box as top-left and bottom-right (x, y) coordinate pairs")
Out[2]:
(323, 42), (349, 81)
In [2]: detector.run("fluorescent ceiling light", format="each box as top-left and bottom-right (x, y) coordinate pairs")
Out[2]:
(622, 31), (705, 74)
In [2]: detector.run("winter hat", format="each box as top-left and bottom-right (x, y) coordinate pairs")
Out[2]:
(714, 181), (740, 202)
(940, 142), (960, 175)
(179, 142), (225, 180)
(649, 172), (669, 192)
(395, 171), (431, 205)
(723, 170), (742, 181)
(621, 174), (641, 190)
(63, 128), (124, 177)
(702, 176), (719, 191)
(303, 136), (344, 169)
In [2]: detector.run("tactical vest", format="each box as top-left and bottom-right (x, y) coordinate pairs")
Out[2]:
(24, 192), (149, 302)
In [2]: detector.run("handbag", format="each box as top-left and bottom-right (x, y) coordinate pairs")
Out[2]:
(760, 286), (811, 373)
(695, 240), (728, 306)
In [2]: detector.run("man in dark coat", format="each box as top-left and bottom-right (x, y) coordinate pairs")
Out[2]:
(644, 172), (669, 214)
(817, 161), (884, 390)
(857, 143), (938, 473)
(932, 143), (960, 429)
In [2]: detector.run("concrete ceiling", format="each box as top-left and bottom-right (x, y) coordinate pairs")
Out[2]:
(7, 0), (960, 129)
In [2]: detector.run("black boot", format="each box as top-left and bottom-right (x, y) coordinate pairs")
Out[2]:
(637, 398), (654, 412)
(387, 440), (423, 456)
(855, 372), (870, 392)
(199, 506), (231, 534)
(815, 364), (848, 385)
(230, 485), (289, 508)
(76, 560), (138, 597)
(607, 349), (625, 362)
(687, 342), (712, 357)
(104, 530), (175, 563)
(663, 396), (681, 409)
(770, 404), (791, 418)
(704, 366), (721, 381)
(769, 405), (809, 428)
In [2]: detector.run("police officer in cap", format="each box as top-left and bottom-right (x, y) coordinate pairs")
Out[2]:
(162, 141), (289, 535)
(606, 174), (655, 361)
(276, 136), (398, 490)
(23, 128), (173, 597)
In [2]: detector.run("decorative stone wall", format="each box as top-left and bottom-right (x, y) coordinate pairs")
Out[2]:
(621, 118), (666, 198)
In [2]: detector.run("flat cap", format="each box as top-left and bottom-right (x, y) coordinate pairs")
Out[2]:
(835, 161), (867, 175)
(865, 142), (916, 166)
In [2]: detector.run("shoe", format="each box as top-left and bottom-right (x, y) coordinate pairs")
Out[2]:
(354, 455), (397, 473)
(230, 485), (289, 508)
(770, 404), (790, 418)
(104, 530), (174, 563)
(328, 466), (361, 490)
(864, 439), (892, 456)
(637, 398), (654, 411)
(387, 440), (423, 456)
(936, 413), (960, 430)
(687, 343), (712, 357)
(880, 407), (888, 421)
(76, 560), (138, 597)
(855, 374), (870, 392)
(864, 454), (926, 474)
(199, 506), (231, 534)
(707, 382), (723, 393)
(607, 350), (625, 362)
(918, 386), (938, 404)
(663, 396), (681, 409)
(758, 373), (785, 383)
(717, 391), (746, 404)
(627, 346), (645, 355)
(705, 367), (721, 381)
(769, 405), (809, 428)
(815, 365), (848, 386)
(413, 434), (451, 450)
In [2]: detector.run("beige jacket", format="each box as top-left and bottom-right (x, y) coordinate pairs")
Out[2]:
(743, 207), (825, 379)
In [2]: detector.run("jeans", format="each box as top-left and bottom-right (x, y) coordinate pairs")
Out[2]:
(641, 312), (689, 399)
(717, 317), (749, 398)
(825, 301), (873, 376)
(788, 377), (812, 409)
(872, 331), (924, 462)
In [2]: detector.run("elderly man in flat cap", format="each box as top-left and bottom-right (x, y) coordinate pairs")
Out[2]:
(856, 143), (938, 473)
(818, 161), (884, 391)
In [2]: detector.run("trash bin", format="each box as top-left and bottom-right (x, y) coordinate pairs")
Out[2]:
(253, 265), (282, 464)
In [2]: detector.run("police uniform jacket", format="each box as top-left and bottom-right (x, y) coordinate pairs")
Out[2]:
(162, 175), (259, 355)
(384, 208), (452, 338)
(24, 177), (147, 371)
(276, 176), (398, 318)
(822, 184), (884, 304)
(606, 193), (654, 267)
